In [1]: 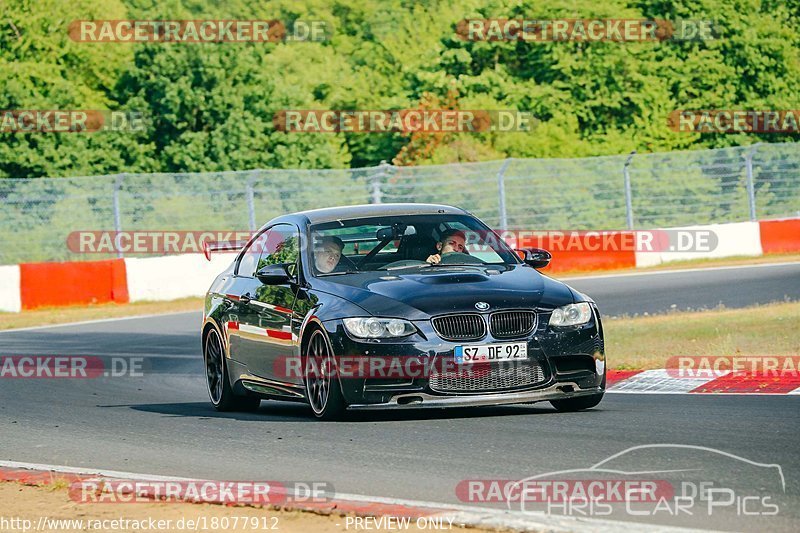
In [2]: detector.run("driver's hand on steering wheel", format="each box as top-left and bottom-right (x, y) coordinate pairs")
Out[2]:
(426, 253), (441, 264)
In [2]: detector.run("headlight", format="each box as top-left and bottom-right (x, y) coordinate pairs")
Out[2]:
(548, 302), (592, 327)
(343, 317), (416, 338)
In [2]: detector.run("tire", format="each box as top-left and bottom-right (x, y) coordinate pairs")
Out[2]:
(304, 328), (347, 420)
(204, 327), (261, 412)
(549, 392), (604, 412)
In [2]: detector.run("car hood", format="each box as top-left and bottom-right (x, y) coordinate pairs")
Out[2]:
(312, 264), (578, 320)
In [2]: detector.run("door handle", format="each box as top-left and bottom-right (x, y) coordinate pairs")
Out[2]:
(240, 293), (252, 304)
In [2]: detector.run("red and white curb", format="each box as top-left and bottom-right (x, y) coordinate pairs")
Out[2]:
(0, 460), (697, 533)
(607, 370), (800, 395)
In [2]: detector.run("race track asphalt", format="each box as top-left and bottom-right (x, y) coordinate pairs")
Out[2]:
(1, 263), (798, 531)
(563, 261), (800, 316)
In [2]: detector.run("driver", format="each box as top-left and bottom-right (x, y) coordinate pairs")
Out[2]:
(314, 236), (344, 273)
(426, 229), (467, 264)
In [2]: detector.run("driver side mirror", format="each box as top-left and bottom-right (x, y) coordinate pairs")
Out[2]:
(256, 263), (294, 285)
(516, 248), (552, 269)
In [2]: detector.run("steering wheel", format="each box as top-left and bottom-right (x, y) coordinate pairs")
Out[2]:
(438, 252), (485, 265)
(339, 254), (359, 271)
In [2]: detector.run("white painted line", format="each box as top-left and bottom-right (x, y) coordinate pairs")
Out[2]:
(0, 460), (697, 532)
(0, 460), (197, 482)
(0, 310), (201, 334)
(561, 260), (800, 281)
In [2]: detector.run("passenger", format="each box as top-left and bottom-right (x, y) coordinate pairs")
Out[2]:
(314, 236), (344, 273)
(426, 229), (467, 264)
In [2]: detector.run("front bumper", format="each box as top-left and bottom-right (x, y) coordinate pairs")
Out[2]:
(347, 381), (602, 410)
(322, 307), (605, 408)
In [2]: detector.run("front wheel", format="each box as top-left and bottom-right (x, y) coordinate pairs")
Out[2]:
(204, 327), (260, 412)
(304, 328), (347, 420)
(549, 392), (604, 412)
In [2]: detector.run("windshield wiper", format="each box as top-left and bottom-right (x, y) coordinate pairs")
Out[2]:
(383, 263), (433, 271)
(431, 263), (486, 267)
(384, 262), (486, 271)
(316, 270), (360, 277)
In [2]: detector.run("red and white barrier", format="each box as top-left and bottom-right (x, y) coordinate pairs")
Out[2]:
(533, 232), (637, 273)
(124, 254), (232, 302)
(0, 218), (798, 312)
(0, 265), (22, 313)
(18, 258), (129, 310)
(759, 218), (800, 253)
(634, 221), (762, 268)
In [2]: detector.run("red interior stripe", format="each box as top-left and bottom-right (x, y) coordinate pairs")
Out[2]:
(266, 329), (292, 340)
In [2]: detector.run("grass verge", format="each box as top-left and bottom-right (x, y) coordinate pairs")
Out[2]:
(605, 301), (800, 369)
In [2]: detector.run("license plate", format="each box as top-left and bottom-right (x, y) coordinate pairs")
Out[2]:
(455, 342), (528, 364)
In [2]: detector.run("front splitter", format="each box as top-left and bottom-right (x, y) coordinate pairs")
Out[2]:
(347, 381), (602, 410)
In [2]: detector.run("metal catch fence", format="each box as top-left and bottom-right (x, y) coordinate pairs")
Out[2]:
(0, 142), (797, 264)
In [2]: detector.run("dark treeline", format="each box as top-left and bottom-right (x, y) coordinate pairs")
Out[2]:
(1, 0), (798, 179)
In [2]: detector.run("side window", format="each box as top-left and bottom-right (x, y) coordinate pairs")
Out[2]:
(236, 230), (270, 277)
(256, 225), (300, 275)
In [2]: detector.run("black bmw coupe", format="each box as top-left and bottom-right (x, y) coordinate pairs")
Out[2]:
(202, 204), (605, 419)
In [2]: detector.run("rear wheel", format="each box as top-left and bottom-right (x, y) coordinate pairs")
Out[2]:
(550, 392), (604, 412)
(204, 327), (260, 412)
(304, 328), (347, 420)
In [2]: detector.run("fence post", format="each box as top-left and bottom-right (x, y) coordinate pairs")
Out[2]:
(497, 158), (511, 230)
(112, 174), (124, 258)
(623, 150), (636, 230)
(744, 144), (759, 222)
(246, 174), (257, 232)
(371, 161), (387, 204)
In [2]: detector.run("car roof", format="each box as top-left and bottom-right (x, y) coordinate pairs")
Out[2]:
(270, 203), (468, 226)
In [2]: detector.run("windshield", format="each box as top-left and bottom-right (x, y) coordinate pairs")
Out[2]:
(308, 214), (520, 276)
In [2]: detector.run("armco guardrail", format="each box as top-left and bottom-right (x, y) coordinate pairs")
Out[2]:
(0, 143), (798, 265)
